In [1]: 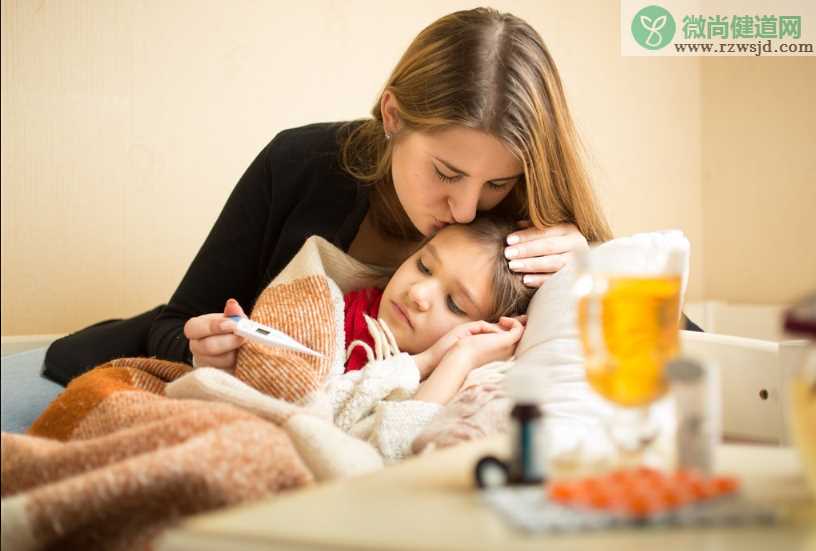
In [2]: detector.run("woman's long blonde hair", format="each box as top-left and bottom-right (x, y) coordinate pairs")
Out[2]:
(340, 7), (612, 243)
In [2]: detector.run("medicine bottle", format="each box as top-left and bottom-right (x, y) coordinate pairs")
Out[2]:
(507, 369), (547, 485)
(666, 357), (720, 475)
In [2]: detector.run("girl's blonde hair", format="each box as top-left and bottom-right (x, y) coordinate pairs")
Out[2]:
(457, 217), (536, 321)
(340, 7), (612, 243)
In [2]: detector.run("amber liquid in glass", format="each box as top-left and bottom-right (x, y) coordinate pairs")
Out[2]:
(790, 377), (816, 497)
(579, 276), (681, 407)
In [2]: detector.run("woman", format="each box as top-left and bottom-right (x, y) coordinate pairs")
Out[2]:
(45, 7), (612, 384)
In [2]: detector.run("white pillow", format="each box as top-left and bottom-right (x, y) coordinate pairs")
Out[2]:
(512, 230), (690, 469)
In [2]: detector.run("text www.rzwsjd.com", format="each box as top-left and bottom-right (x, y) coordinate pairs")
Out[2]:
(673, 40), (814, 55)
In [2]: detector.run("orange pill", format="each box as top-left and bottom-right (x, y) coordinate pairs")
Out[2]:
(710, 476), (740, 496)
(589, 491), (614, 509)
(574, 484), (615, 510)
(548, 482), (577, 503)
(687, 477), (717, 500)
(659, 483), (694, 509)
(620, 493), (660, 518)
(577, 477), (605, 495)
(631, 477), (665, 499)
(607, 469), (634, 486)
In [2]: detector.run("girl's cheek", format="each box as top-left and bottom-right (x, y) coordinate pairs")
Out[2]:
(438, 317), (460, 338)
(427, 322), (448, 349)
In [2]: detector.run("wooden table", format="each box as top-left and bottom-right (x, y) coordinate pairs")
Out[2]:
(158, 435), (815, 551)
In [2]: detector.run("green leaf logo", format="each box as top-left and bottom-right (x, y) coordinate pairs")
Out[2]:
(632, 5), (676, 50)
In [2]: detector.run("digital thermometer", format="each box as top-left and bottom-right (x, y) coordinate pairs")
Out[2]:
(228, 316), (322, 357)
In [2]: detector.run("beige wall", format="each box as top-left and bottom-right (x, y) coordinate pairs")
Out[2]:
(701, 56), (816, 305)
(2, 0), (774, 336)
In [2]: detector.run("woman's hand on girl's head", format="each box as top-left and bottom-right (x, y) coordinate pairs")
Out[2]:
(183, 298), (247, 370)
(504, 221), (589, 288)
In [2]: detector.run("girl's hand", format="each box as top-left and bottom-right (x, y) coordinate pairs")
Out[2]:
(412, 320), (505, 379)
(413, 317), (525, 405)
(444, 316), (525, 371)
(184, 298), (247, 370)
(504, 221), (588, 288)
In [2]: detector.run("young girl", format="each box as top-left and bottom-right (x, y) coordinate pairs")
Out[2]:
(312, 216), (535, 460)
(343, 215), (534, 390)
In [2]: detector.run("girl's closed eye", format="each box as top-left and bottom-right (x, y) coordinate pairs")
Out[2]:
(446, 295), (466, 316)
(416, 257), (466, 317)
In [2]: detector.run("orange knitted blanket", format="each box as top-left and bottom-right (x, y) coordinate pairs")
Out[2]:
(1, 237), (387, 550)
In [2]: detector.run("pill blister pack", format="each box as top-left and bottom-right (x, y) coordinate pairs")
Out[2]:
(481, 486), (777, 533)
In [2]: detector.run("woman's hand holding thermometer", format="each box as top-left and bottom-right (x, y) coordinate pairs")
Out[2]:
(184, 299), (247, 370)
(185, 298), (320, 371)
(227, 316), (322, 357)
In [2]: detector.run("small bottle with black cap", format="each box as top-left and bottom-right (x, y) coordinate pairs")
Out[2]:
(507, 369), (547, 485)
(474, 369), (548, 488)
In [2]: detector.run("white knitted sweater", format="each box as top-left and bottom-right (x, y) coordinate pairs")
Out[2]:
(316, 352), (443, 462)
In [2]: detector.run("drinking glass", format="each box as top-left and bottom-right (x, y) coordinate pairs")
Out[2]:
(574, 239), (685, 460)
(789, 357), (816, 497)
(784, 294), (816, 498)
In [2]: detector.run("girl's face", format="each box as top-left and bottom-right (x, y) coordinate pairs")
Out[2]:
(389, 125), (524, 236)
(379, 226), (496, 354)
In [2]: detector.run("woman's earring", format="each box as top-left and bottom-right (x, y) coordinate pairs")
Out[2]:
(385, 131), (392, 141)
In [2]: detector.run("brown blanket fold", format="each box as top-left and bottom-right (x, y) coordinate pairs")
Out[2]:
(1, 237), (361, 550)
(3, 397), (312, 550)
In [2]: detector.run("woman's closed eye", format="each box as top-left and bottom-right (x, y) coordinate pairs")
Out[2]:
(433, 164), (461, 184)
(433, 163), (514, 191)
(487, 180), (510, 190)
(416, 258), (467, 317)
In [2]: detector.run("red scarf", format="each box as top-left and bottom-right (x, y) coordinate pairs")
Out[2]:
(343, 287), (384, 372)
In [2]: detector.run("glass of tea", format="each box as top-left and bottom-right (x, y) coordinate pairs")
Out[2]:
(783, 294), (816, 498)
(574, 237), (686, 460)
